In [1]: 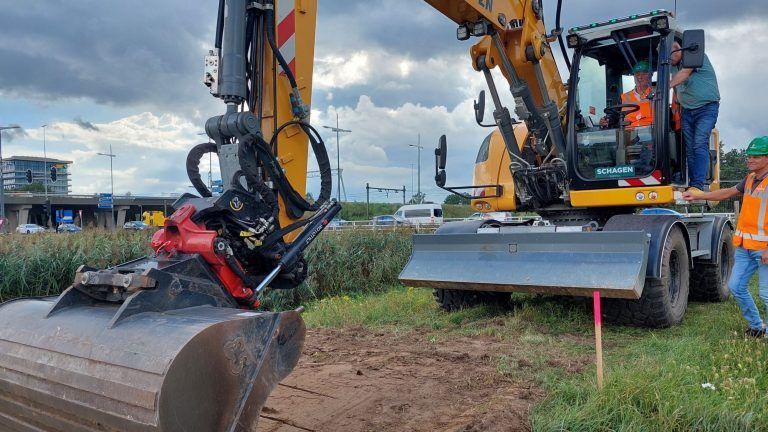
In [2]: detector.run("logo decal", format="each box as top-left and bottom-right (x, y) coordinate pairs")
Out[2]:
(230, 196), (244, 212)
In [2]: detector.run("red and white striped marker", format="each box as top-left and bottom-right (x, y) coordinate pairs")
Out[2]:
(618, 170), (662, 187)
(276, 0), (296, 77)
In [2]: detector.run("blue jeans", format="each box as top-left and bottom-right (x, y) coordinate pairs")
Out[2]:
(727, 247), (768, 330)
(682, 101), (719, 189)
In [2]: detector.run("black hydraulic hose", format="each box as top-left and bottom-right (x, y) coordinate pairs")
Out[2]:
(236, 143), (280, 220)
(555, 0), (571, 71)
(215, 0), (225, 49)
(264, 7), (299, 89)
(268, 121), (333, 211)
(186, 142), (218, 197)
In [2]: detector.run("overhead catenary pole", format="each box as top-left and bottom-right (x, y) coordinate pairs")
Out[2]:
(0, 125), (21, 232)
(323, 113), (351, 203)
(97, 144), (116, 229)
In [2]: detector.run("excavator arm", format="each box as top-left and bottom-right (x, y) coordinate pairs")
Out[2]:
(426, 0), (570, 211)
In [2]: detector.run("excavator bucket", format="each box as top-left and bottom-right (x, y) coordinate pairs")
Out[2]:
(0, 256), (305, 432)
(400, 230), (651, 299)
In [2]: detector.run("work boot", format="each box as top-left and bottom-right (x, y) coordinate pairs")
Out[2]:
(744, 327), (766, 338)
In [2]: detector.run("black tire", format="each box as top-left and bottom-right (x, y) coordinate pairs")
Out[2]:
(433, 289), (511, 312)
(690, 225), (734, 302)
(603, 227), (690, 327)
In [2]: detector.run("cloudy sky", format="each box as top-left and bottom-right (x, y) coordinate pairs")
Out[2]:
(0, 0), (765, 202)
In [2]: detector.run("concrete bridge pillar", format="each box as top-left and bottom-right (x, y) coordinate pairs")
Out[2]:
(116, 206), (131, 228)
(5, 205), (32, 230)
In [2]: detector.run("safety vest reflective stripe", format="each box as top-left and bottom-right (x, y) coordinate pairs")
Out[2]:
(734, 174), (768, 249)
(734, 230), (768, 242)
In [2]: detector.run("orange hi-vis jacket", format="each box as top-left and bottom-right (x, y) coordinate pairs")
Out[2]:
(734, 173), (768, 250)
(621, 87), (653, 128)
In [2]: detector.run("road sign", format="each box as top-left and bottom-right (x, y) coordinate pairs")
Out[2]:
(211, 179), (223, 194)
(98, 193), (113, 209)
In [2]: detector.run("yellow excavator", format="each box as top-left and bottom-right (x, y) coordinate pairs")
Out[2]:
(401, 2), (732, 328)
(0, 1), (730, 430)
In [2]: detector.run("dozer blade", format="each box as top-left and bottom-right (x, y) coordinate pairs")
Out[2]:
(0, 280), (304, 432)
(400, 231), (650, 299)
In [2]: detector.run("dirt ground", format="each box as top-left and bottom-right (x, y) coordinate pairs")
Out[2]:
(259, 327), (591, 432)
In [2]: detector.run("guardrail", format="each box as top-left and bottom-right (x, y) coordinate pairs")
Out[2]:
(324, 216), (543, 233)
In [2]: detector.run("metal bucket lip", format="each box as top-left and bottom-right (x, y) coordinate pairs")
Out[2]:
(0, 298), (305, 432)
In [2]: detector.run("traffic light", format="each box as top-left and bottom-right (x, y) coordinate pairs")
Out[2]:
(50, 166), (57, 182)
(25, 169), (32, 184)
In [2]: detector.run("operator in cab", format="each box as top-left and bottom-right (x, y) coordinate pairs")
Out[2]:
(600, 60), (654, 129)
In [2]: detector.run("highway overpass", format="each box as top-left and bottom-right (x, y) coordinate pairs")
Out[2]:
(2, 193), (180, 229)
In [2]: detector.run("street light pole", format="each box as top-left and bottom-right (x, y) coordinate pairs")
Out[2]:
(41, 124), (50, 227)
(323, 113), (351, 203)
(42, 125), (48, 199)
(409, 133), (424, 203)
(97, 144), (116, 229)
(0, 125), (21, 232)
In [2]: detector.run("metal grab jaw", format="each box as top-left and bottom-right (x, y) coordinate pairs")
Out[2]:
(0, 253), (305, 432)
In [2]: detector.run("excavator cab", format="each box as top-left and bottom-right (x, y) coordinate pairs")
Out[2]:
(565, 11), (715, 207)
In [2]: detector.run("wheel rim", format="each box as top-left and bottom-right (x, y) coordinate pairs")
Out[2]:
(668, 249), (681, 303)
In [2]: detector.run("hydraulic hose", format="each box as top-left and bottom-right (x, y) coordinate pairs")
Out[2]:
(186, 142), (218, 197)
(555, 0), (571, 71)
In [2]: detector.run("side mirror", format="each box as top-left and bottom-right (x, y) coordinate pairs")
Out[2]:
(681, 29), (705, 69)
(435, 170), (446, 187)
(474, 91), (486, 125)
(436, 135), (447, 170)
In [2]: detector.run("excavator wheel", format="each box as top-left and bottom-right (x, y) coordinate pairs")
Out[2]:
(690, 225), (734, 302)
(433, 288), (511, 311)
(603, 227), (690, 327)
(428, 219), (510, 311)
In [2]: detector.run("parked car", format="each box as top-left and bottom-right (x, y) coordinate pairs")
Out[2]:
(394, 203), (443, 225)
(468, 211), (512, 221)
(123, 221), (150, 230)
(371, 215), (410, 226)
(328, 217), (348, 228)
(57, 223), (82, 234)
(16, 224), (47, 234)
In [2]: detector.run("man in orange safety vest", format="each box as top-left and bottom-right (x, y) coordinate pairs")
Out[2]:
(683, 136), (768, 337)
(621, 60), (654, 128)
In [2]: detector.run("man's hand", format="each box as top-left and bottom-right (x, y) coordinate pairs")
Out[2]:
(682, 190), (703, 201)
(761, 249), (768, 265)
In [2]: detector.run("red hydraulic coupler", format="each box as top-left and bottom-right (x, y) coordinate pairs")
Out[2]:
(150, 204), (257, 305)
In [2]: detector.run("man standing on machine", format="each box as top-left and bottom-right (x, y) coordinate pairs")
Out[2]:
(670, 41), (720, 193)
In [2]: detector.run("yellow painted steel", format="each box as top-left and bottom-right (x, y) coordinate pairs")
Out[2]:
(424, 0), (567, 108)
(570, 185), (676, 208)
(470, 124), (529, 212)
(259, 0), (317, 242)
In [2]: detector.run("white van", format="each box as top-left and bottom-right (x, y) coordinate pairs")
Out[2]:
(394, 204), (444, 225)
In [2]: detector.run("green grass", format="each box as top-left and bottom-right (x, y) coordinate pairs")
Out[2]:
(0, 229), (414, 307)
(532, 290), (768, 432)
(0, 231), (153, 301)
